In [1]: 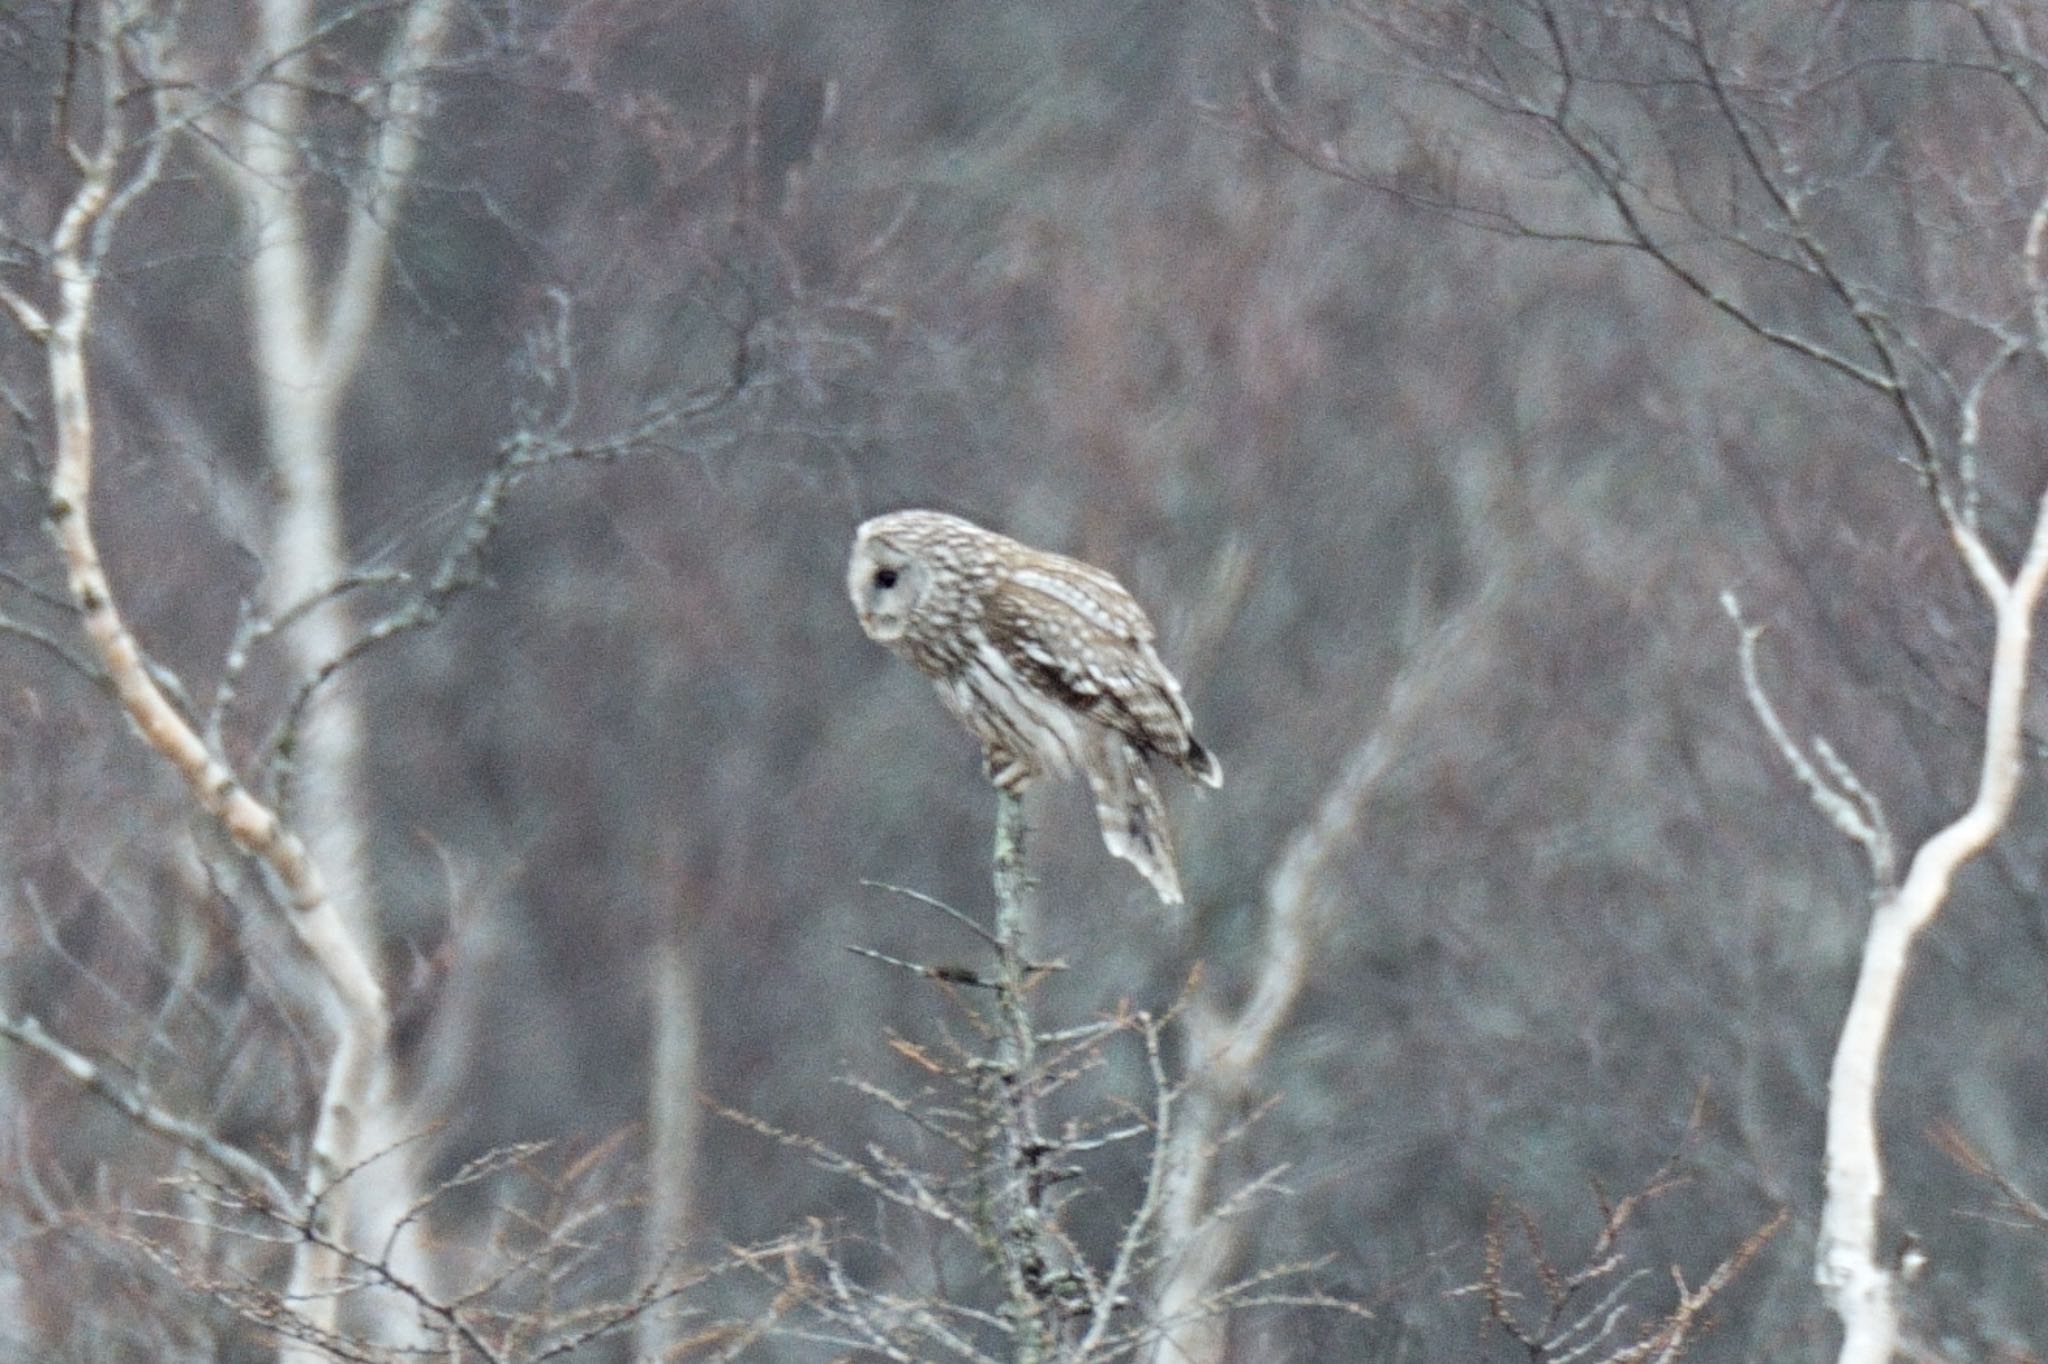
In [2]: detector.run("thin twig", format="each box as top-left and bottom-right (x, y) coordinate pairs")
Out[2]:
(862, 878), (1001, 948)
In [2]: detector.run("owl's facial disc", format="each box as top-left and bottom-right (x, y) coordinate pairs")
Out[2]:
(849, 538), (921, 642)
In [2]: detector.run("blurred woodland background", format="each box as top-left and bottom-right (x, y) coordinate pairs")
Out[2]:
(2, 0), (2047, 1360)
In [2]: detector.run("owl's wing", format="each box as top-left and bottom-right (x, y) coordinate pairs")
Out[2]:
(984, 574), (1197, 759)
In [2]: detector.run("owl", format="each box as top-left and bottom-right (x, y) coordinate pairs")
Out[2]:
(847, 509), (1221, 906)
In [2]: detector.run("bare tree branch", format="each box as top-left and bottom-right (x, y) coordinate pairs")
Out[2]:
(1146, 569), (1506, 1364)
(0, 1010), (295, 1210)
(1722, 592), (1897, 886)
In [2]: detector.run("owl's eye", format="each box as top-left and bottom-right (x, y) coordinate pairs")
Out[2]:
(874, 568), (899, 590)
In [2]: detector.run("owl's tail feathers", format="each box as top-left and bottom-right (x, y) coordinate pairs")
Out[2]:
(1182, 738), (1223, 789)
(1088, 735), (1186, 908)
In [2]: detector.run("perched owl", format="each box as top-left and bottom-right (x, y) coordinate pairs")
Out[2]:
(847, 509), (1221, 906)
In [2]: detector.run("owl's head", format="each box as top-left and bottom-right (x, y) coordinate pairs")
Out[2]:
(847, 515), (934, 644)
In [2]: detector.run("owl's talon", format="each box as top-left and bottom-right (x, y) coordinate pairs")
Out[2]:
(986, 755), (1034, 791)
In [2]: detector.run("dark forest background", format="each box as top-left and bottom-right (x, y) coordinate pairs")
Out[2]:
(2, 1), (2046, 1360)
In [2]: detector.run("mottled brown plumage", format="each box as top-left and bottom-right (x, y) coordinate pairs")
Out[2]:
(847, 509), (1220, 905)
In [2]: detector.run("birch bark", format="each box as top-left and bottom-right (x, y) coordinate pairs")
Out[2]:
(225, 4), (458, 1344)
(1813, 485), (2048, 1364)
(35, 14), (395, 1350)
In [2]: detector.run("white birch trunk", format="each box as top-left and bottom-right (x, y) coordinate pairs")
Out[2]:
(636, 924), (705, 1362)
(236, 0), (453, 940)
(1814, 485), (2048, 1364)
(1145, 588), (1498, 1364)
(229, 3), (457, 1347)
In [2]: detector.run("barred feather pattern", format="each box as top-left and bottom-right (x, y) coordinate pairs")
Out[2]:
(847, 509), (1220, 906)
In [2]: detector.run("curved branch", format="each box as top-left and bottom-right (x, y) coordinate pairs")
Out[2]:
(37, 17), (391, 1354)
